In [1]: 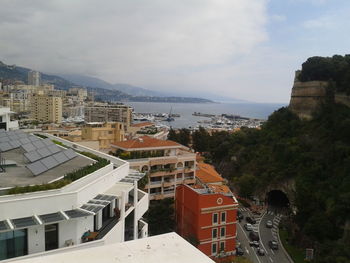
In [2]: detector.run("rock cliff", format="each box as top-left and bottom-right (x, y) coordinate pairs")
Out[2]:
(289, 71), (350, 119)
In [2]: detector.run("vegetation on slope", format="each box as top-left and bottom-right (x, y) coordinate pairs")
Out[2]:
(299, 54), (350, 94)
(170, 104), (350, 262)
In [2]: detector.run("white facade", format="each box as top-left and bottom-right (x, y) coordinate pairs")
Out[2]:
(0, 134), (149, 261)
(0, 107), (19, 131)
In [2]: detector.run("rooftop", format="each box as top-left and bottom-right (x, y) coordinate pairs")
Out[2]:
(111, 136), (182, 151)
(0, 130), (94, 188)
(196, 162), (224, 184)
(9, 232), (215, 263)
(131, 122), (154, 128)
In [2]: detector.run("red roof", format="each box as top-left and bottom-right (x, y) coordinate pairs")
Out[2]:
(196, 163), (224, 184)
(111, 136), (181, 150)
(131, 122), (154, 128)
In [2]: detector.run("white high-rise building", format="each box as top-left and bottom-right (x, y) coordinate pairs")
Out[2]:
(27, 71), (41, 86)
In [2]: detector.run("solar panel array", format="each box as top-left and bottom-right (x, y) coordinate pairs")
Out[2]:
(26, 149), (78, 176)
(0, 130), (40, 152)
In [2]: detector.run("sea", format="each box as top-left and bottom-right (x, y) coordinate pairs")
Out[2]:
(124, 101), (287, 129)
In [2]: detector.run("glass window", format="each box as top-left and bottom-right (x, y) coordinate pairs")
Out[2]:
(213, 213), (218, 224)
(0, 229), (28, 260)
(212, 242), (217, 255)
(221, 212), (226, 223)
(212, 228), (218, 239)
(220, 227), (226, 237)
(220, 241), (225, 251)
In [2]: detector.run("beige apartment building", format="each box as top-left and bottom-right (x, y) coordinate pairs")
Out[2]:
(85, 103), (133, 129)
(82, 122), (125, 149)
(30, 94), (62, 123)
(111, 136), (196, 200)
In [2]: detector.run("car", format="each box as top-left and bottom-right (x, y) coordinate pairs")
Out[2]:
(246, 216), (256, 224)
(236, 247), (244, 256)
(237, 211), (244, 220)
(269, 240), (279, 250)
(249, 231), (260, 241)
(266, 220), (273, 228)
(249, 241), (260, 247)
(257, 248), (265, 256)
(244, 223), (253, 231)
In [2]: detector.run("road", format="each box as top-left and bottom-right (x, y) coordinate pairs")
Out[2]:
(236, 207), (292, 263)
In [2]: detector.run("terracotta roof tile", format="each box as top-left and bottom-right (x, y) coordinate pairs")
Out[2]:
(111, 136), (181, 150)
(207, 184), (232, 194)
(196, 163), (224, 184)
(131, 122), (154, 128)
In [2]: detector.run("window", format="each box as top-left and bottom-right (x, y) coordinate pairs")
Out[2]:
(0, 229), (28, 260)
(220, 227), (226, 238)
(212, 213), (218, 224)
(221, 211), (226, 223)
(212, 228), (218, 239)
(220, 241), (225, 251)
(212, 242), (217, 255)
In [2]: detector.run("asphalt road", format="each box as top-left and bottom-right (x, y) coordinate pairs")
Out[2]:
(236, 207), (292, 263)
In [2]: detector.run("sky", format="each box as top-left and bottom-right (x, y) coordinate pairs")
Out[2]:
(1, 0), (350, 103)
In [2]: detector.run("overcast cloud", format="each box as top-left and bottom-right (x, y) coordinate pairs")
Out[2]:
(1, 0), (349, 102)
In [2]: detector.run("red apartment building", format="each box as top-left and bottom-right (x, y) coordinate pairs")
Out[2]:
(175, 180), (238, 261)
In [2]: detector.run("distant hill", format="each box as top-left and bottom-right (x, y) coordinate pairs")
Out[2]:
(0, 61), (213, 103)
(59, 74), (168, 97)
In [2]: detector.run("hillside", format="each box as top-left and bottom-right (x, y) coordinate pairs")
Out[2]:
(0, 61), (212, 103)
(169, 55), (350, 262)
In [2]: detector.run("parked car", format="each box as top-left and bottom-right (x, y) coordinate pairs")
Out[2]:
(257, 248), (265, 256)
(249, 231), (260, 241)
(266, 220), (273, 228)
(246, 216), (256, 224)
(249, 241), (260, 247)
(269, 240), (279, 250)
(236, 247), (244, 256)
(237, 210), (244, 220)
(244, 223), (253, 231)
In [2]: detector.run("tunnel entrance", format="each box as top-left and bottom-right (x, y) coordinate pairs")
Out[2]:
(266, 190), (289, 213)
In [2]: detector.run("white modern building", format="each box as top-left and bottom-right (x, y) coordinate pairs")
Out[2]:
(0, 107), (19, 131)
(6, 233), (215, 263)
(0, 132), (148, 261)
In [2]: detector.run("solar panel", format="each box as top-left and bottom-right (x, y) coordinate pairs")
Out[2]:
(48, 144), (61, 154)
(21, 142), (36, 152)
(27, 162), (48, 176)
(53, 152), (69, 163)
(37, 147), (51, 158)
(64, 209), (92, 219)
(11, 216), (38, 229)
(81, 204), (104, 213)
(41, 156), (59, 169)
(64, 149), (77, 160)
(39, 212), (65, 224)
(0, 136), (9, 142)
(19, 138), (31, 145)
(24, 151), (42, 162)
(9, 141), (20, 148)
(0, 142), (12, 152)
(29, 136), (40, 142)
(34, 140), (45, 149)
(0, 220), (10, 232)
(17, 133), (28, 138)
(43, 138), (54, 146)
